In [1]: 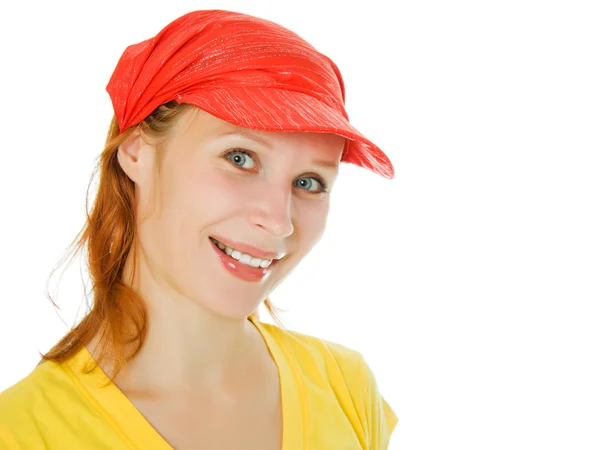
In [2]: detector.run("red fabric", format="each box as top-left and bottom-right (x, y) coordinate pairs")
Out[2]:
(106, 10), (394, 179)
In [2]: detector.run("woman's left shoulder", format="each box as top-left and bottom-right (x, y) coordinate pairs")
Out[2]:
(258, 320), (365, 371)
(259, 321), (398, 446)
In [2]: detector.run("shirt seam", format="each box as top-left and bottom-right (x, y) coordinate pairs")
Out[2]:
(270, 330), (310, 450)
(59, 360), (139, 450)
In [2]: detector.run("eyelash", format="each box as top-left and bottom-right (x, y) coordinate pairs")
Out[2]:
(222, 148), (329, 194)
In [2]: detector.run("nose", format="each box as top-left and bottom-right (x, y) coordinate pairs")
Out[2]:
(248, 183), (295, 238)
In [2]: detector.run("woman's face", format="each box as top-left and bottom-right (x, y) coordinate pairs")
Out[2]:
(127, 108), (345, 319)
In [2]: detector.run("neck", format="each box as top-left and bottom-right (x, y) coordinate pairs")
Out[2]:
(86, 254), (263, 395)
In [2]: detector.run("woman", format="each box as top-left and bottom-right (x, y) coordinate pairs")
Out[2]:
(0, 9), (397, 449)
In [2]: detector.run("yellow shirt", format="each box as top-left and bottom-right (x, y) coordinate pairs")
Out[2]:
(0, 317), (397, 449)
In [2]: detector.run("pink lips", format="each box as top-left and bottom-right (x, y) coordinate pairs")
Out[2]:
(210, 235), (283, 260)
(209, 237), (278, 282)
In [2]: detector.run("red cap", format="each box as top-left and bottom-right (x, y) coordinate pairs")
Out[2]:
(106, 10), (394, 179)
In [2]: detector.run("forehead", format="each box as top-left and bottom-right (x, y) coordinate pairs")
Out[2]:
(180, 107), (346, 156)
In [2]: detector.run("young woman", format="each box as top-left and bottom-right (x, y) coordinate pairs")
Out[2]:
(0, 10), (397, 449)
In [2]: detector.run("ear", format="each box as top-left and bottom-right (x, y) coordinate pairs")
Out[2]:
(117, 129), (153, 185)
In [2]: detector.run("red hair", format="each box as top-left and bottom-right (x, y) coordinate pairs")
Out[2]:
(39, 101), (281, 379)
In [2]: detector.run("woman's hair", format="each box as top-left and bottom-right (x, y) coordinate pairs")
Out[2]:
(39, 101), (280, 380)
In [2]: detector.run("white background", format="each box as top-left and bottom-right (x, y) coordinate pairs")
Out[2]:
(1, 1), (599, 448)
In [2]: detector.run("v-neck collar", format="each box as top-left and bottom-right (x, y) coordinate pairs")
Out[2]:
(62, 317), (305, 450)
(249, 315), (306, 449)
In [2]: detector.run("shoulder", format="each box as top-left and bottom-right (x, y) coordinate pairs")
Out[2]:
(0, 359), (62, 412)
(0, 359), (64, 446)
(259, 320), (367, 378)
(258, 321), (398, 447)
(0, 354), (95, 448)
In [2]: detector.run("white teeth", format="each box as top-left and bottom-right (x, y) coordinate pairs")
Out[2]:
(249, 257), (262, 268)
(211, 238), (274, 269)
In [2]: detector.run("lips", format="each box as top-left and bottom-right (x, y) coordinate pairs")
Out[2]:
(209, 237), (279, 282)
(210, 237), (274, 269)
(209, 235), (284, 260)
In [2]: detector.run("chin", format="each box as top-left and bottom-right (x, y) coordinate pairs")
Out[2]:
(178, 237), (284, 318)
(186, 279), (265, 320)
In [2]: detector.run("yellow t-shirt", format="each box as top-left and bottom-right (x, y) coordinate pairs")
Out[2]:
(0, 317), (397, 449)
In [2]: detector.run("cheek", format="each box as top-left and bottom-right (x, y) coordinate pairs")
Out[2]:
(172, 164), (249, 226)
(294, 199), (330, 249)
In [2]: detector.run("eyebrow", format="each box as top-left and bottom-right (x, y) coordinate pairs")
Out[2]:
(216, 129), (273, 148)
(216, 129), (340, 171)
(311, 158), (340, 171)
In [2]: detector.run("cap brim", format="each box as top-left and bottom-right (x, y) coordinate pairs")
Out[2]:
(178, 87), (395, 179)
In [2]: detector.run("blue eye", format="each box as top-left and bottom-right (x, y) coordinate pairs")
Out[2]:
(295, 176), (327, 193)
(226, 149), (256, 170)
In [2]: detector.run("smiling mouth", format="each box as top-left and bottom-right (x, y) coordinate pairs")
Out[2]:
(209, 237), (276, 269)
